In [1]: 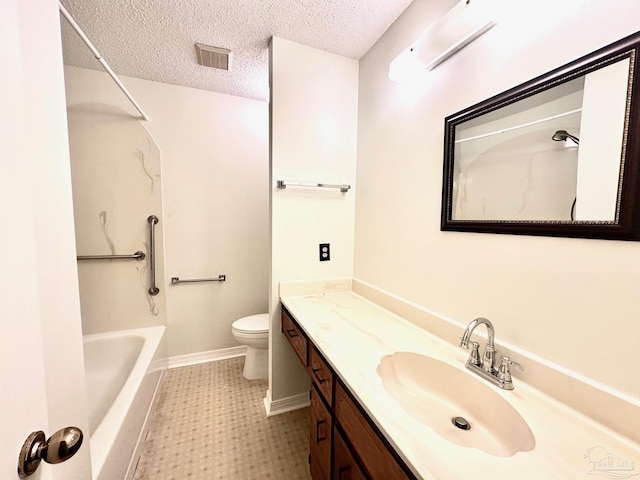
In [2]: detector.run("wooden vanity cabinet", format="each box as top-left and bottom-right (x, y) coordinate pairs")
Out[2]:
(310, 346), (333, 404)
(310, 385), (332, 479)
(282, 306), (308, 365)
(334, 381), (411, 480)
(281, 305), (416, 480)
(309, 346), (335, 479)
(333, 427), (367, 480)
(283, 307), (331, 479)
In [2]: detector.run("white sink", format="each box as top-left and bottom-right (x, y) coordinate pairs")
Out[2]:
(377, 352), (535, 457)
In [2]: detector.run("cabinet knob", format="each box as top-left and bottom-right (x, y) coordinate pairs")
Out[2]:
(285, 328), (298, 338)
(338, 465), (350, 479)
(315, 419), (327, 443)
(311, 368), (326, 384)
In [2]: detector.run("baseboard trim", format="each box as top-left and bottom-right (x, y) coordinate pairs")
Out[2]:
(263, 388), (310, 417)
(168, 346), (247, 369)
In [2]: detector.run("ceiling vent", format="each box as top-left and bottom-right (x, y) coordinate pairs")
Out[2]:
(195, 43), (232, 71)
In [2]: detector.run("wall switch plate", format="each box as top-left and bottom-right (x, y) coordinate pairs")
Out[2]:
(319, 243), (330, 261)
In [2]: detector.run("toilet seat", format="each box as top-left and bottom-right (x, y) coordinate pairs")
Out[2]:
(232, 313), (269, 335)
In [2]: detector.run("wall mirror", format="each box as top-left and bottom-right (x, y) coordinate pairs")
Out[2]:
(441, 31), (640, 240)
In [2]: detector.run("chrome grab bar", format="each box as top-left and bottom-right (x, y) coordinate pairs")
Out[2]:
(276, 180), (351, 193)
(148, 215), (159, 296)
(171, 275), (226, 284)
(77, 251), (145, 261)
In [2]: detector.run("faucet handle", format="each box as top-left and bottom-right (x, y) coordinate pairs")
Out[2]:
(468, 341), (482, 367)
(497, 355), (523, 383)
(482, 344), (497, 373)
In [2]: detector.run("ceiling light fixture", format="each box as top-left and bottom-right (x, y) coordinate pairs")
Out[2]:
(389, 0), (496, 83)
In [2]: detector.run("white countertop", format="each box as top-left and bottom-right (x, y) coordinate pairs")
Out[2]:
(281, 291), (640, 480)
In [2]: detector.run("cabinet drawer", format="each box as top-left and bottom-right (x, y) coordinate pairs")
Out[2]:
(281, 307), (308, 366)
(309, 347), (333, 406)
(310, 386), (332, 480)
(335, 382), (412, 480)
(333, 427), (367, 480)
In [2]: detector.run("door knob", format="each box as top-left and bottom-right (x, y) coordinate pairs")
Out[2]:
(18, 426), (83, 477)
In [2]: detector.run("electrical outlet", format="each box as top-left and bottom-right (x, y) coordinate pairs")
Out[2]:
(319, 243), (330, 261)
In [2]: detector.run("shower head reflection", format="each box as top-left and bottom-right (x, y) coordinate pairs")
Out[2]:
(552, 129), (580, 145)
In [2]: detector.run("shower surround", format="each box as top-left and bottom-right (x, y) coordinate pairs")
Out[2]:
(67, 103), (167, 334)
(64, 65), (270, 360)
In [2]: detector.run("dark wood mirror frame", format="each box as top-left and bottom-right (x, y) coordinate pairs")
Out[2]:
(441, 31), (640, 241)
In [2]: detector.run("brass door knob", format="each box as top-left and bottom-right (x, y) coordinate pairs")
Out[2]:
(18, 426), (83, 477)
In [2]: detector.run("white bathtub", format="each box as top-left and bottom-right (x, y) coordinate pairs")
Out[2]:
(83, 326), (166, 480)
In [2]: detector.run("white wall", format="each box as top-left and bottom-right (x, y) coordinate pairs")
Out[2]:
(0, 1), (91, 478)
(269, 37), (358, 404)
(64, 67), (269, 358)
(576, 58), (629, 220)
(355, 0), (640, 400)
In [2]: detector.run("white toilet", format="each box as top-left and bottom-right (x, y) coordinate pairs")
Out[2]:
(231, 313), (269, 380)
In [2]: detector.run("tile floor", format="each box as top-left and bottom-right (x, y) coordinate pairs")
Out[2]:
(133, 357), (311, 480)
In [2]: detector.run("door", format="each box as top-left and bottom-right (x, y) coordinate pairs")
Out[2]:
(0, 0), (91, 479)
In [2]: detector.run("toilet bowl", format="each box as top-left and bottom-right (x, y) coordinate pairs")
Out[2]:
(232, 313), (269, 380)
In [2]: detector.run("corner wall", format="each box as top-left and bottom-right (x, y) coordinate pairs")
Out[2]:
(269, 37), (358, 406)
(355, 0), (640, 399)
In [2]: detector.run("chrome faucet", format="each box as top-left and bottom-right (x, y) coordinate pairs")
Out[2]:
(459, 317), (522, 390)
(460, 317), (496, 373)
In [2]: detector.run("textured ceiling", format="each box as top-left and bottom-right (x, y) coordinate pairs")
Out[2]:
(59, 0), (414, 101)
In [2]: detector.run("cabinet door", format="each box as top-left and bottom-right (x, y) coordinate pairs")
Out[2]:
(310, 347), (334, 406)
(310, 386), (332, 480)
(335, 382), (411, 480)
(333, 427), (367, 480)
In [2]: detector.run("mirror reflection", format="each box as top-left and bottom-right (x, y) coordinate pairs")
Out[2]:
(451, 58), (630, 222)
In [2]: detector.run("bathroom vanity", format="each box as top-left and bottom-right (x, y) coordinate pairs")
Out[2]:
(280, 287), (640, 480)
(282, 306), (415, 479)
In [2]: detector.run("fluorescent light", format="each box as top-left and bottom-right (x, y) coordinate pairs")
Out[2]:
(389, 0), (496, 83)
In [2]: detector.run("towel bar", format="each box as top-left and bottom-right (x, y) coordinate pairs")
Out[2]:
(276, 180), (350, 193)
(171, 275), (226, 284)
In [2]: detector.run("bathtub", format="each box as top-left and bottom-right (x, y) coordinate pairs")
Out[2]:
(83, 326), (166, 480)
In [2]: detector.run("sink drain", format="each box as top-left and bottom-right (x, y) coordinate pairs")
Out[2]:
(452, 416), (471, 430)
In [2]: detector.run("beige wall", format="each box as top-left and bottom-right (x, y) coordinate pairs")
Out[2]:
(269, 37), (358, 404)
(355, 0), (640, 399)
(64, 67), (269, 358)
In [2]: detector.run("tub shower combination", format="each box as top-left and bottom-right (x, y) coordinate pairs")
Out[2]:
(78, 215), (165, 479)
(83, 326), (166, 480)
(64, 2), (166, 472)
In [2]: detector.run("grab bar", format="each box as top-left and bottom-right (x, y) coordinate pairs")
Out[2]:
(148, 215), (159, 296)
(171, 275), (226, 285)
(276, 180), (351, 193)
(77, 251), (145, 261)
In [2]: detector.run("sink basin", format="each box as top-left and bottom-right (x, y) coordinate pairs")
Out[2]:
(377, 352), (535, 457)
